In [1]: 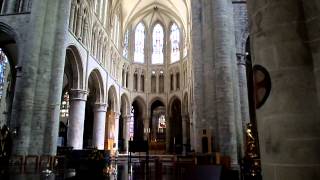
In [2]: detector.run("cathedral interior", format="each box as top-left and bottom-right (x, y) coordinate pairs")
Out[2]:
(0, 0), (319, 180)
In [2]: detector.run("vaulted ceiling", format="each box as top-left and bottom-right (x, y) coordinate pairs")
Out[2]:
(120, 0), (191, 31)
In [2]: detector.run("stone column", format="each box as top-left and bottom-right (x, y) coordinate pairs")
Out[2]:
(11, 0), (72, 156)
(166, 115), (171, 152)
(156, 74), (159, 93)
(67, 89), (87, 149)
(69, 2), (76, 30)
(247, 1), (320, 179)
(137, 72), (141, 92)
(124, 115), (131, 153)
(182, 115), (188, 155)
(22, 0), (31, 12)
(75, 13), (82, 37)
(1, 0), (15, 14)
(92, 103), (107, 150)
(213, 0), (238, 167)
(114, 113), (120, 152)
(43, 0), (72, 155)
(236, 53), (250, 154)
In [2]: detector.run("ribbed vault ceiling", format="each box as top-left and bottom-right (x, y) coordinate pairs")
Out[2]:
(120, 0), (190, 31)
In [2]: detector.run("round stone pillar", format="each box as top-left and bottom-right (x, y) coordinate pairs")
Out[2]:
(92, 103), (107, 150)
(236, 53), (250, 155)
(114, 113), (120, 152)
(212, 0), (239, 167)
(69, 1), (76, 30)
(67, 89), (87, 149)
(123, 115), (131, 153)
(182, 115), (188, 155)
(1, 0), (15, 14)
(247, 1), (320, 179)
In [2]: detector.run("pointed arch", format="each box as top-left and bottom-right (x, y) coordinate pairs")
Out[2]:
(65, 45), (84, 90)
(87, 69), (105, 103)
(107, 85), (118, 112)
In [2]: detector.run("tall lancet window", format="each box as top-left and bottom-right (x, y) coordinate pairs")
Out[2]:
(170, 23), (180, 63)
(152, 24), (164, 64)
(134, 23), (145, 63)
(123, 29), (129, 59)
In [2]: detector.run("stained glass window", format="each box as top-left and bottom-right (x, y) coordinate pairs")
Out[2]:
(152, 24), (164, 64)
(170, 23), (180, 63)
(60, 91), (70, 118)
(134, 23), (145, 63)
(0, 49), (8, 100)
(158, 115), (166, 131)
(123, 29), (129, 59)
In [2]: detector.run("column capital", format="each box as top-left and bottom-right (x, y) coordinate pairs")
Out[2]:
(236, 53), (247, 66)
(94, 103), (107, 112)
(70, 89), (87, 101)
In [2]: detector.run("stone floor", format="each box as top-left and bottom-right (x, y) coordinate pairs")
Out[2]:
(1, 155), (239, 180)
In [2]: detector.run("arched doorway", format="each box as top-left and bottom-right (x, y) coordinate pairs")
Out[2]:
(0, 26), (18, 130)
(149, 99), (166, 153)
(105, 85), (118, 152)
(169, 97), (182, 154)
(84, 69), (104, 148)
(59, 46), (83, 147)
(131, 97), (145, 142)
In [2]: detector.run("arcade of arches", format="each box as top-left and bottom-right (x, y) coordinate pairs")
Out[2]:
(0, 0), (319, 180)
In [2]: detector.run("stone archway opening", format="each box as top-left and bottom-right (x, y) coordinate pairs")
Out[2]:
(105, 86), (118, 152)
(149, 99), (166, 153)
(169, 97), (182, 154)
(59, 46), (83, 147)
(118, 93), (130, 153)
(82, 69), (104, 149)
(132, 98), (145, 142)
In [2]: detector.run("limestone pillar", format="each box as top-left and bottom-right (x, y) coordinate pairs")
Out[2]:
(247, 1), (320, 179)
(302, 1), (320, 109)
(11, 0), (72, 156)
(166, 116), (170, 152)
(22, 0), (31, 12)
(43, 0), (72, 155)
(212, 0), (238, 166)
(114, 114), (120, 152)
(75, 13), (82, 37)
(69, 2), (76, 30)
(1, 0), (15, 14)
(92, 103), (107, 150)
(156, 74), (159, 93)
(124, 115), (131, 153)
(67, 89), (87, 149)
(236, 53), (250, 155)
(182, 115), (188, 155)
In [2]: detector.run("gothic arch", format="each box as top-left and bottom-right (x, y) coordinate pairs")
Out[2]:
(168, 96), (181, 115)
(65, 45), (84, 90)
(87, 68), (105, 103)
(107, 85), (118, 112)
(120, 93), (130, 115)
(132, 96), (147, 117)
(149, 97), (166, 110)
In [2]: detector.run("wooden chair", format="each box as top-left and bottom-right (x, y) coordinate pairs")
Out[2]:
(9, 155), (24, 173)
(39, 155), (53, 170)
(24, 155), (39, 173)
